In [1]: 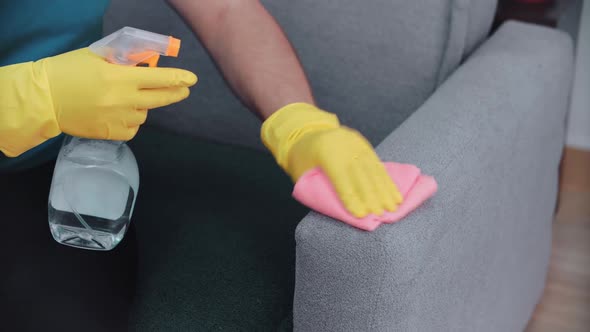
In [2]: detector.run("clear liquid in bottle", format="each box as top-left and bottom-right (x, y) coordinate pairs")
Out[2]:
(48, 137), (139, 251)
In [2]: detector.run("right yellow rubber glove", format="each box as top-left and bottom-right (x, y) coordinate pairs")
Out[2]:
(262, 103), (403, 218)
(0, 48), (197, 157)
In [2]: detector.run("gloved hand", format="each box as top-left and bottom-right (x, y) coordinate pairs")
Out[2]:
(261, 103), (403, 217)
(0, 48), (197, 157)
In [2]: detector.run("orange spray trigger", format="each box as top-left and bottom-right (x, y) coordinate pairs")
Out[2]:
(127, 51), (161, 67)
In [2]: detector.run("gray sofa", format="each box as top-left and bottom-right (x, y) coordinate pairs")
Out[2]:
(104, 0), (574, 330)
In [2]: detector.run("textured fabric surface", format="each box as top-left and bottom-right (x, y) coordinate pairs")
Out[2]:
(464, 0), (498, 57)
(557, 0), (583, 43)
(0, 127), (307, 331)
(125, 128), (309, 331)
(437, 0), (498, 84)
(293, 21), (573, 332)
(103, 0), (496, 148)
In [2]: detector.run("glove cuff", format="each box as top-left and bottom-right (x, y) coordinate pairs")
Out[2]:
(261, 102), (339, 170)
(0, 61), (61, 157)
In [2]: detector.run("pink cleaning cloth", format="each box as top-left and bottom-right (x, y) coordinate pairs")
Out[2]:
(292, 162), (438, 231)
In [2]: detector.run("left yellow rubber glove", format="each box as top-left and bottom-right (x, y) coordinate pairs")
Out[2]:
(262, 103), (403, 218)
(0, 48), (197, 157)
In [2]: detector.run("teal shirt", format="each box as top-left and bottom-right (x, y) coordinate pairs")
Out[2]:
(0, 0), (110, 171)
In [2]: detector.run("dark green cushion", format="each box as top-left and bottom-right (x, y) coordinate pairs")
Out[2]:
(1, 127), (306, 331)
(127, 128), (308, 331)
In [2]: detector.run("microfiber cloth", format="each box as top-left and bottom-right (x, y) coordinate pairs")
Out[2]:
(292, 162), (437, 231)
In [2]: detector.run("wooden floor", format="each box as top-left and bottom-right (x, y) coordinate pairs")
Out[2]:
(526, 148), (590, 332)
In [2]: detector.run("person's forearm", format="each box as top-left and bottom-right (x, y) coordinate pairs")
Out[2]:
(168, 0), (315, 119)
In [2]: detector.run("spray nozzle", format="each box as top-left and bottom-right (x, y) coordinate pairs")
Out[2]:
(89, 26), (181, 67)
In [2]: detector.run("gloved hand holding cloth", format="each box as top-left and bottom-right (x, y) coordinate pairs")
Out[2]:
(261, 102), (404, 218)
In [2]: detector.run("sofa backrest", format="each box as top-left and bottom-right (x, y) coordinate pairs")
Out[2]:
(104, 0), (497, 148)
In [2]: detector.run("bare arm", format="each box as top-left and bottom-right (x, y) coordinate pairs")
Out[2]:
(167, 0), (404, 218)
(167, 0), (315, 119)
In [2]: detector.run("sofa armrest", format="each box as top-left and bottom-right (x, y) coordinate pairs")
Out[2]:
(293, 21), (573, 332)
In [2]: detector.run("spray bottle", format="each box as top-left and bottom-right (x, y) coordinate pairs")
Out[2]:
(48, 27), (182, 251)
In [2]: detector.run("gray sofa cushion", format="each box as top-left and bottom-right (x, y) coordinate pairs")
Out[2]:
(465, 0), (499, 57)
(103, 0), (496, 148)
(292, 21), (574, 331)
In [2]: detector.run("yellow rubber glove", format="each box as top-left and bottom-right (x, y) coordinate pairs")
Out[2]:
(261, 103), (403, 217)
(0, 48), (197, 157)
